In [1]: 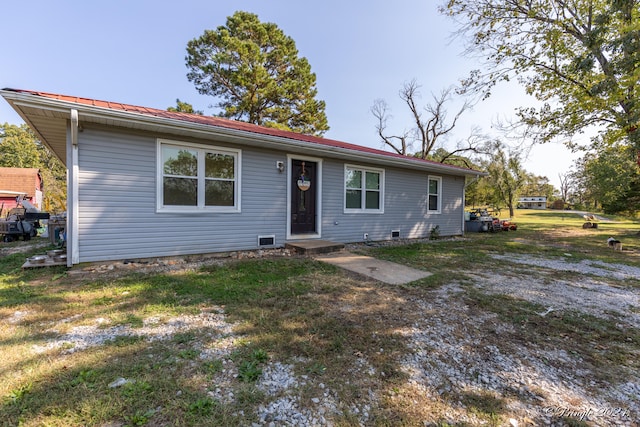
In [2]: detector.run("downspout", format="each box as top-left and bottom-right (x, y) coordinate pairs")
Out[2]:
(462, 174), (481, 236)
(67, 109), (80, 267)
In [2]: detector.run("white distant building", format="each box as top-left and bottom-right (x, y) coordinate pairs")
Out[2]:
(518, 196), (547, 209)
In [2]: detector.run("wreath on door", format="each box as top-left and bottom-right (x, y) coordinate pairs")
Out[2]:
(297, 162), (311, 191)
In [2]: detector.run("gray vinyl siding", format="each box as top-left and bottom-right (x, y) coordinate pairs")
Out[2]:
(320, 160), (464, 243)
(77, 128), (288, 262)
(76, 128), (466, 263)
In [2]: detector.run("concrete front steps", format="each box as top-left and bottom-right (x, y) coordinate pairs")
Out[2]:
(285, 240), (345, 255)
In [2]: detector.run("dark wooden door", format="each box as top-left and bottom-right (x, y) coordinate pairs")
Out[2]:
(291, 159), (316, 235)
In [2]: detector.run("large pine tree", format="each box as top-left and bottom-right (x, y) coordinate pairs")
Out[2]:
(186, 11), (329, 136)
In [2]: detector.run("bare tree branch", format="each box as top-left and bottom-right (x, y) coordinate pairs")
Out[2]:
(437, 132), (497, 167)
(373, 79), (473, 160)
(370, 98), (409, 155)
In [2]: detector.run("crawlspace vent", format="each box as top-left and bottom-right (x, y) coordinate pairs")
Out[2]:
(258, 235), (276, 247)
(391, 230), (401, 238)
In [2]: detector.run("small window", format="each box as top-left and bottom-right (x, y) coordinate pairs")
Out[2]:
(427, 176), (441, 214)
(158, 140), (240, 212)
(344, 165), (384, 213)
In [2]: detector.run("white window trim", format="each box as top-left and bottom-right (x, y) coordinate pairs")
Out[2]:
(156, 139), (241, 213)
(427, 175), (442, 214)
(343, 164), (385, 214)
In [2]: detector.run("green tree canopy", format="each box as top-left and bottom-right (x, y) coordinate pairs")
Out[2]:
(484, 145), (528, 217)
(0, 123), (66, 213)
(167, 99), (203, 115)
(185, 11), (329, 136)
(441, 0), (640, 157)
(575, 143), (640, 214)
(0, 123), (41, 168)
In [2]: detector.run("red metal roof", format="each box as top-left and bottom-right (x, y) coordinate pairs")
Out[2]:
(4, 88), (480, 174)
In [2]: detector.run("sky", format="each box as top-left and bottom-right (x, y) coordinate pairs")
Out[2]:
(0, 0), (581, 188)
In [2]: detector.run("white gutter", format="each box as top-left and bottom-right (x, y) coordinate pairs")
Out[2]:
(0, 190), (28, 195)
(71, 109), (79, 146)
(67, 109), (79, 266)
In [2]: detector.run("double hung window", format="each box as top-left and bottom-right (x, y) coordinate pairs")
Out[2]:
(427, 176), (441, 214)
(344, 165), (384, 213)
(158, 140), (240, 212)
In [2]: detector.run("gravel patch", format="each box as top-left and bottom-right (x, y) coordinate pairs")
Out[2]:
(32, 308), (235, 354)
(7, 310), (29, 324)
(398, 283), (639, 426)
(254, 363), (340, 426)
(0, 239), (49, 256)
(493, 254), (640, 281)
(467, 270), (640, 328)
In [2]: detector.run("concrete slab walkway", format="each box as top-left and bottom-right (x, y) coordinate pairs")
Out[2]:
(314, 251), (431, 285)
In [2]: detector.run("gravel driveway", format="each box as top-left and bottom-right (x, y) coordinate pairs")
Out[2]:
(399, 255), (639, 427)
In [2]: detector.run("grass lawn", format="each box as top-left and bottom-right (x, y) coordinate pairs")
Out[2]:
(0, 210), (638, 426)
(368, 209), (640, 286)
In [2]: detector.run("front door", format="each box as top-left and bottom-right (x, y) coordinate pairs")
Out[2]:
(291, 159), (317, 235)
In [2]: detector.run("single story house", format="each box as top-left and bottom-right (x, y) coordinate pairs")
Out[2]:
(518, 196), (547, 209)
(1, 88), (484, 267)
(0, 167), (44, 215)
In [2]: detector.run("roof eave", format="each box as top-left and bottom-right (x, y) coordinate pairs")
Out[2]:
(1, 89), (486, 177)
(1, 90), (70, 162)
